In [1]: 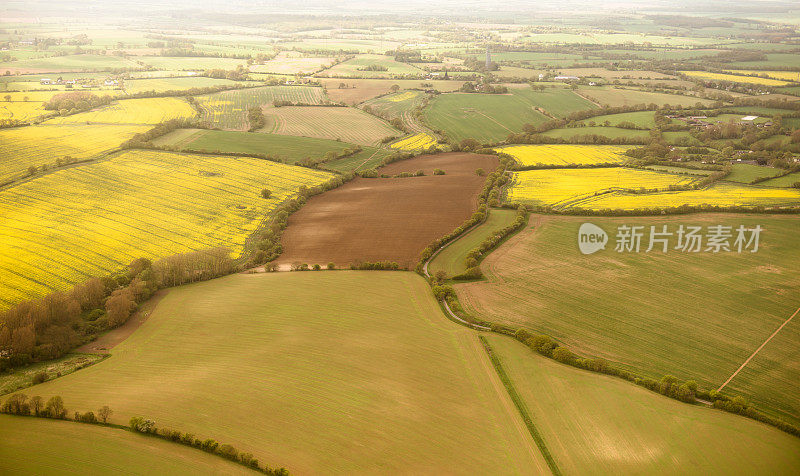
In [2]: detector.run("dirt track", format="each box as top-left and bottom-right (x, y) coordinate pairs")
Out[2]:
(276, 152), (498, 269)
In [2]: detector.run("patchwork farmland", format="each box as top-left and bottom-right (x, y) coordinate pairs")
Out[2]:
(197, 86), (328, 130)
(2, 5), (800, 474)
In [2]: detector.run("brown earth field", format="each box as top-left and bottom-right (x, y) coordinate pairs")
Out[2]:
(276, 152), (498, 269)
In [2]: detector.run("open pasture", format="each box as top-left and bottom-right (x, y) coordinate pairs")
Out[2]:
(0, 54), (141, 73)
(0, 150), (332, 307)
(197, 86), (327, 130)
(575, 86), (714, 107)
(428, 208), (518, 278)
(497, 145), (628, 167)
(136, 56), (247, 71)
(320, 54), (426, 78)
(0, 416), (253, 475)
(509, 87), (598, 118)
(484, 335), (800, 475)
(0, 124), (149, 183)
(44, 97), (196, 125)
(578, 110), (656, 128)
(277, 153), (498, 269)
(251, 53), (337, 75)
(726, 164), (784, 183)
(321, 148), (395, 173)
(264, 106), (400, 146)
(506, 168), (696, 208)
(457, 214), (800, 425)
(23, 272), (547, 475)
(541, 126), (651, 141)
(166, 129), (362, 165)
(424, 92), (549, 143)
(122, 76), (239, 94)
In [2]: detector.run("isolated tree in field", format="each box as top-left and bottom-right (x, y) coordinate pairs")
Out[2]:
(475, 168), (486, 176)
(433, 168), (445, 175)
(98, 405), (112, 423)
(3, 95), (9, 102)
(261, 188), (272, 199)
(327, 262), (335, 270)
(338, 82), (347, 89)
(390, 84), (400, 93)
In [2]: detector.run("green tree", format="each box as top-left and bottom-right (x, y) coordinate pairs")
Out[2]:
(261, 189), (272, 199)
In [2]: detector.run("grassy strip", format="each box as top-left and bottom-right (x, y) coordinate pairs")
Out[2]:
(478, 335), (561, 476)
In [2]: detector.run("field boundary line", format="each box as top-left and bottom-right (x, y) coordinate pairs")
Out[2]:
(717, 306), (800, 392)
(478, 336), (561, 476)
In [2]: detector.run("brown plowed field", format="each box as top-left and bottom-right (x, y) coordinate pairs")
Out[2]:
(276, 152), (498, 269)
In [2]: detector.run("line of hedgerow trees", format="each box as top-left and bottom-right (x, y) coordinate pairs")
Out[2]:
(0, 393), (289, 474)
(0, 248), (235, 371)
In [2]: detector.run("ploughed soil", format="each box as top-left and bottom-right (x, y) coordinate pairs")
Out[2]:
(276, 152), (499, 269)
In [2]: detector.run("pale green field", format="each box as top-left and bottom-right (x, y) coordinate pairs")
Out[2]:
(457, 215), (800, 425)
(0, 415), (253, 475)
(485, 335), (800, 475)
(25, 272), (549, 475)
(429, 208), (518, 277)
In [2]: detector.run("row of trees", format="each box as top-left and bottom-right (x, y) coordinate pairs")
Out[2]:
(0, 249), (236, 369)
(129, 416), (289, 475)
(1, 393), (77, 420)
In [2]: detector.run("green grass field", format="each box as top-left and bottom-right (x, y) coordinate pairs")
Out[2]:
(24, 272), (549, 474)
(484, 335), (800, 475)
(541, 126), (651, 141)
(578, 110), (655, 128)
(424, 92), (549, 143)
(321, 147), (395, 172)
(509, 87), (598, 118)
(760, 172), (800, 188)
(0, 416), (253, 475)
(726, 164), (784, 183)
(137, 56), (248, 71)
(161, 129), (363, 164)
(123, 76), (239, 94)
(576, 87), (713, 107)
(456, 214), (800, 425)
(428, 208), (518, 277)
(321, 54), (426, 77)
(0, 54), (141, 72)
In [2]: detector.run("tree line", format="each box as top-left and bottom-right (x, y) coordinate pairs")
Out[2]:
(0, 248), (235, 370)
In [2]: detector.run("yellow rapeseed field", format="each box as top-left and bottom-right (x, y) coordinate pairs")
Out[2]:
(0, 150), (333, 308)
(0, 124), (150, 183)
(0, 101), (50, 122)
(496, 144), (628, 166)
(390, 132), (438, 150)
(506, 168), (696, 208)
(44, 97), (197, 125)
(386, 91), (418, 102)
(680, 71), (790, 87)
(724, 70), (800, 83)
(576, 183), (800, 210)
